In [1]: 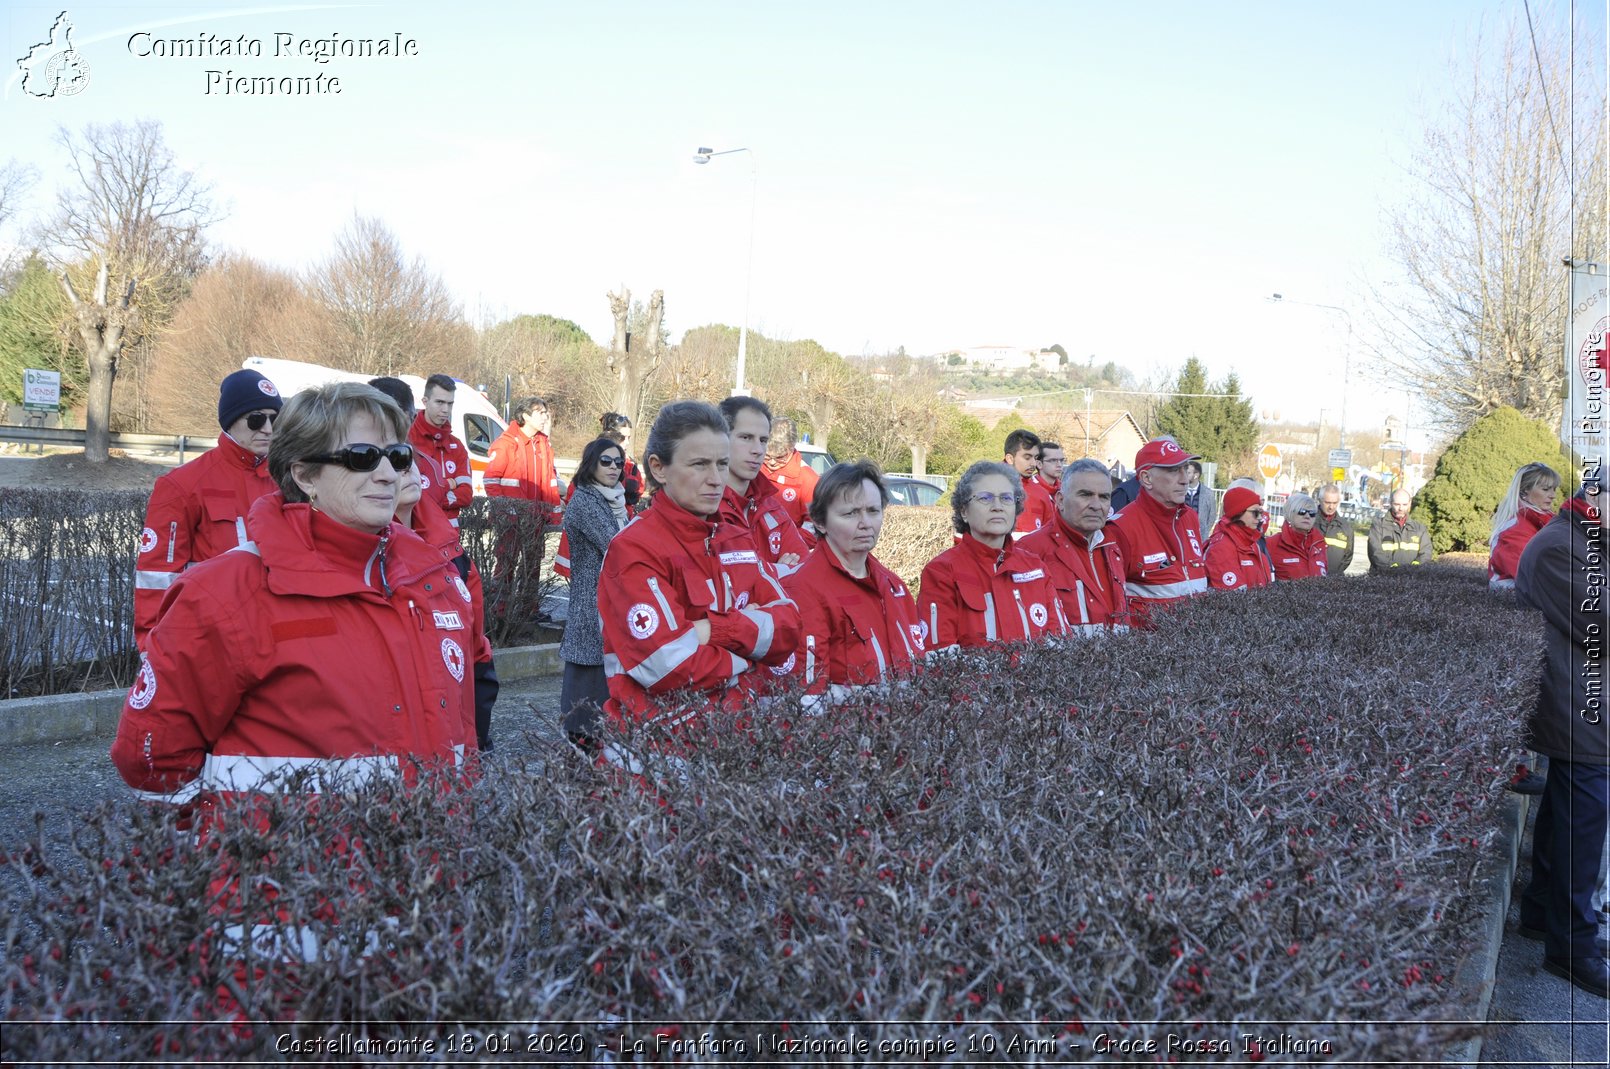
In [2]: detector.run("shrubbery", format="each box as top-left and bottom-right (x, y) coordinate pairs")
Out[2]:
(0, 490), (560, 696)
(1414, 407), (1577, 553)
(3, 564), (1540, 1061)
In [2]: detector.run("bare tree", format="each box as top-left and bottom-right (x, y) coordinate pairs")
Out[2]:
(1367, 17), (1607, 431)
(301, 215), (464, 376)
(0, 159), (37, 243)
(603, 287), (663, 427)
(46, 121), (214, 460)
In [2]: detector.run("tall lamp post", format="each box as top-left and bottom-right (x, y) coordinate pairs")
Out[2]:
(1267, 293), (1353, 449)
(694, 146), (757, 396)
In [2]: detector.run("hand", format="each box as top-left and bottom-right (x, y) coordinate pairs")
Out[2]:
(778, 552), (802, 568)
(692, 619), (712, 645)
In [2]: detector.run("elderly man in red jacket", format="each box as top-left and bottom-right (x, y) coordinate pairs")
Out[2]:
(1109, 438), (1208, 627)
(1019, 457), (1130, 634)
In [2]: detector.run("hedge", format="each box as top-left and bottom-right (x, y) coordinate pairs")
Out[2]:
(2, 563), (1539, 1061)
(0, 490), (558, 697)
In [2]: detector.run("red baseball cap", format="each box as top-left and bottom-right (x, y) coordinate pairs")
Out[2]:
(1134, 438), (1200, 472)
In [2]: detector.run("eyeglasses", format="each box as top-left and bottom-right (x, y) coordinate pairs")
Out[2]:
(1292, 508), (1316, 517)
(303, 443), (414, 473)
(971, 492), (1016, 507)
(245, 412), (277, 431)
(597, 456), (624, 468)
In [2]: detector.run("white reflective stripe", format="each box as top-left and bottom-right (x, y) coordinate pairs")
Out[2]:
(774, 559), (800, 578)
(220, 917), (400, 963)
(728, 651), (747, 683)
(490, 477), (522, 487)
(201, 752), (400, 794)
(234, 517), (248, 547)
(757, 566), (792, 603)
(451, 476), (473, 487)
(705, 578), (719, 610)
(1489, 576), (1515, 591)
(1013, 589), (1030, 633)
(740, 607), (775, 658)
(452, 743), (465, 766)
(1124, 576), (1208, 599)
(135, 569), (179, 590)
(930, 603), (939, 647)
(1075, 580), (1089, 624)
(804, 634), (816, 685)
(600, 742), (690, 783)
(869, 632), (888, 679)
(621, 628), (700, 689)
(228, 540), (262, 558)
(894, 617), (916, 661)
(722, 572), (736, 611)
(553, 553), (570, 570)
(646, 577), (679, 629)
(130, 779), (201, 805)
(983, 593), (998, 641)
(448, 517), (460, 528)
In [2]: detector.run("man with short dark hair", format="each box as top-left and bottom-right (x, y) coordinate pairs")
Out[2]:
(1367, 490), (1432, 573)
(1004, 428), (1054, 533)
(1018, 458), (1129, 633)
(719, 396), (810, 573)
(1109, 438), (1208, 627)
(409, 372), (474, 527)
(1315, 483), (1354, 576)
(134, 368), (283, 648)
(485, 396), (562, 510)
(1035, 441), (1065, 500)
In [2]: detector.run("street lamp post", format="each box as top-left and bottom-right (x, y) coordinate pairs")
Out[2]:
(1267, 293), (1354, 450)
(694, 146), (757, 396)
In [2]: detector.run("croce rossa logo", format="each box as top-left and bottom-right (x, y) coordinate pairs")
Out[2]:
(16, 10), (91, 98)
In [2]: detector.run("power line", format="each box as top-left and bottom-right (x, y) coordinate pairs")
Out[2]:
(1523, 0), (1570, 178)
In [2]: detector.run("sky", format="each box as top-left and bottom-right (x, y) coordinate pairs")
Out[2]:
(2, 0), (1605, 450)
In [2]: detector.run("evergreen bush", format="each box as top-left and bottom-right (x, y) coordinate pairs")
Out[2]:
(1413, 407), (1576, 553)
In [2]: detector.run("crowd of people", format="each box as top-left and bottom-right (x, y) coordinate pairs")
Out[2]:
(110, 370), (1604, 995)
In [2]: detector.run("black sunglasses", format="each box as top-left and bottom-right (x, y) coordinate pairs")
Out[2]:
(303, 443), (414, 473)
(1292, 508), (1317, 517)
(597, 455), (624, 468)
(245, 412), (277, 431)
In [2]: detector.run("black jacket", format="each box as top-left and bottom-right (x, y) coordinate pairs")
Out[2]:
(1515, 503), (1610, 765)
(1315, 512), (1354, 576)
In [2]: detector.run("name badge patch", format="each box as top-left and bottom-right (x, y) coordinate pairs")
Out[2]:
(1142, 552), (1168, 566)
(432, 610), (464, 631)
(1012, 569), (1045, 583)
(720, 550), (758, 565)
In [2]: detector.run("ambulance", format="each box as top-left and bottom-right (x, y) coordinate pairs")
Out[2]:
(241, 357), (508, 495)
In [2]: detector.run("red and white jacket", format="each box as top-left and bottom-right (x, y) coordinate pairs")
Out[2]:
(1017, 515), (1130, 634)
(408, 411), (474, 526)
(783, 543), (923, 698)
(1204, 517), (1274, 591)
(917, 532), (1067, 652)
(134, 434), (280, 649)
(1268, 523), (1329, 581)
(718, 471), (812, 573)
(484, 424), (561, 509)
(1014, 474), (1056, 534)
(1109, 490), (1208, 627)
(407, 493), (494, 676)
(597, 492), (801, 733)
(762, 449), (820, 535)
(112, 496), (475, 806)
(1489, 506), (1551, 591)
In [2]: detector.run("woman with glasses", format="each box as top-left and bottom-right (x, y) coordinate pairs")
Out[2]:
(597, 400), (801, 742)
(555, 413), (642, 581)
(1267, 492), (1329, 579)
(133, 368), (285, 649)
(1490, 462), (1561, 592)
(559, 437), (636, 748)
(113, 381), (475, 809)
(1205, 486), (1274, 590)
(783, 460), (923, 701)
(918, 460), (1066, 653)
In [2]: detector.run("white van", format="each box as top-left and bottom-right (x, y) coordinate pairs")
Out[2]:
(241, 357), (508, 495)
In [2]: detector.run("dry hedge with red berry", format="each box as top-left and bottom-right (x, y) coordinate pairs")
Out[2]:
(3, 562), (1540, 1062)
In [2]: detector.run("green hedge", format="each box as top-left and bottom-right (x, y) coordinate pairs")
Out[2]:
(2, 564), (1539, 1060)
(1414, 407), (1576, 553)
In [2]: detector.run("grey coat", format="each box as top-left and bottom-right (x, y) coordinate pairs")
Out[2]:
(1515, 505), (1610, 765)
(560, 484), (624, 665)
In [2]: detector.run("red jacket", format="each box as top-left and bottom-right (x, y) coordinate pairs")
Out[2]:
(1489, 506), (1551, 590)
(112, 497), (474, 806)
(783, 544), (923, 695)
(408, 411), (474, 525)
(484, 424), (561, 509)
(1204, 518), (1274, 591)
(1017, 515), (1130, 633)
(762, 449), (820, 534)
(1014, 474), (1056, 534)
(597, 492), (802, 733)
(1109, 490), (1208, 627)
(135, 434), (280, 649)
(1268, 523), (1329, 580)
(718, 472), (812, 573)
(917, 532), (1067, 652)
(407, 494), (493, 670)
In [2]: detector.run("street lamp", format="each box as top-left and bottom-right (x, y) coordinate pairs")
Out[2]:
(694, 146), (757, 396)
(1267, 293), (1354, 449)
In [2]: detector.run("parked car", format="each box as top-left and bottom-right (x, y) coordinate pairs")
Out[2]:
(797, 441), (836, 476)
(885, 476), (945, 507)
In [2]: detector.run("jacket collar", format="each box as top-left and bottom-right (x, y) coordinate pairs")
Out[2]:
(1134, 487), (1188, 525)
(1052, 512), (1106, 552)
(1212, 515), (1263, 551)
(411, 410), (448, 443)
(247, 496), (442, 598)
(650, 488), (722, 544)
(217, 433), (268, 470)
(818, 540), (894, 590)
(958, 530), (1021, 573)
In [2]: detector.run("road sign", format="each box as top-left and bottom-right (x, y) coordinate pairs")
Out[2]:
(23, 369), (60, 412)
(1257, 444), (1283, 480)
(1327, 448), (1353, 469)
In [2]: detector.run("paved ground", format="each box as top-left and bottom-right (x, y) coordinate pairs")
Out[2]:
(6, 681), (1608, 1061)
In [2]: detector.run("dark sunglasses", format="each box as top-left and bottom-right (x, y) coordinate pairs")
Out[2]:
(597, 456), (624, 468)
(303, 443), (414, 473)
(245, 412), (277, 431)
(1292, 508), (1317, 517)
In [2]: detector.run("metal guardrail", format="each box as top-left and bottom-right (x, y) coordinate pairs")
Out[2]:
(0, 425), (215, 463)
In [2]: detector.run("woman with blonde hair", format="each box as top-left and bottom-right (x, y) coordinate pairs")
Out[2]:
(1489, 462), (1560, 592)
